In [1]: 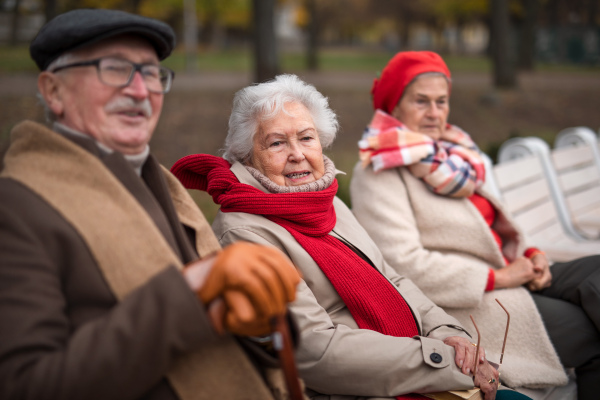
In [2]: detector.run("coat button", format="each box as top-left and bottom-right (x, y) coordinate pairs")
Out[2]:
(430, 353), (443, 363)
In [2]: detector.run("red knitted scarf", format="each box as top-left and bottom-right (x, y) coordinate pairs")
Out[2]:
(172, 154), (423, 399)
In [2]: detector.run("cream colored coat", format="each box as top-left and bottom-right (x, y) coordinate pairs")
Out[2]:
(350, 163), (568, 389)
(211, 162), (479, 400)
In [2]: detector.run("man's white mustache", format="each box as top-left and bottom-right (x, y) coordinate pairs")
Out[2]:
(105, 97), (153, 118)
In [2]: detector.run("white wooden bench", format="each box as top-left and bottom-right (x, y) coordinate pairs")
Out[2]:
(553, 127), (600, 238)
(486, 141), (585, 400)
(489, 137), (600, 262)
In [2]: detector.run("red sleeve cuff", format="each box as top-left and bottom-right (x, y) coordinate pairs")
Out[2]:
(524, 247), (544, 259)
(485, 268), (495, 292)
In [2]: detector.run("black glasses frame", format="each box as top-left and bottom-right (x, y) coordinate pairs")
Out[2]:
(50, 57), (175, 94)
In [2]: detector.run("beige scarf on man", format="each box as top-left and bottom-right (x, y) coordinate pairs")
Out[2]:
(1, 120), (279, 400)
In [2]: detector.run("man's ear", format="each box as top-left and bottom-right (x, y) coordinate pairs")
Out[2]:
(38, 71), (64, 118)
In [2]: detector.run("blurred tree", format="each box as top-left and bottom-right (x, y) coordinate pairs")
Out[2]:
(146, 0), (251, 48)
(369, 1), (427, 50)
(585, 0), (598, 27)
(253, 0), (279, 82)
(305, 0), (318, 70)
(183, 0), (198, 71)
(44, 0), (59, 21)
(295, 0), (377, 69)
(539, 0), (599, 26)
(198, 0), (220, 47)
(367, 0), (488, 52)
(77, 0), (122, 9)
(10, 0), (22, 46)
(491, 0), (517, 87)
(538, 0), (599, 63)
(428, 0), (488, 54)
(517, 0), (539, 70)
(139, 0), (181, 17)
(127, 0), (142, 13)
(543, 0), (560, 25)
(308, 0), (370, 46)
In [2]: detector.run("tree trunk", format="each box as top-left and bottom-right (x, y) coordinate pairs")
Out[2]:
(131, 0), (143, 14)
(306, 0), (318, 70)
(456, 17), (466, 55)
(587, 0), (598, 27)
(10, 0), (22, 46)
(398, 12), (412, 50)
(546, 0), (560, 26)
(44, 0), (58, 22)
(183, 0), (199, 72)
(252, 0), (279, 83)
(490, 0), (517, 88)
(518, 0), (539, 71)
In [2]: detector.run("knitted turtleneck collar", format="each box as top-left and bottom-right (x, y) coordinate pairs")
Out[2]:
(53, 122), (150, 176)
(243, 155), (337, 194)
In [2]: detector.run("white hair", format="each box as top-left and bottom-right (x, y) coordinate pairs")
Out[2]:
(38, 52), (78, 123)
(222, 74), (339, 164)
(46, 52), (78, 72)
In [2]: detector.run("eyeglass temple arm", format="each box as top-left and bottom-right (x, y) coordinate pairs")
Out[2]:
(495, 298), (510, 366)
(469, 315), (481, 377)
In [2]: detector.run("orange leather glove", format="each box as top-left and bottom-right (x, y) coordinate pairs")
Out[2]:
(207, 293), (274, 337)
(185, 242), (301, 336)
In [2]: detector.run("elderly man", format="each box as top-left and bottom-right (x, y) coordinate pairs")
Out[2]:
(0, 8), (300, 400)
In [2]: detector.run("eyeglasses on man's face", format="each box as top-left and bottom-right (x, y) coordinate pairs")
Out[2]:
(50, 57), (175, 94)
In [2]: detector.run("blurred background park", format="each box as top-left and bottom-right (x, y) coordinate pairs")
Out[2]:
(1, 0), (599, 220)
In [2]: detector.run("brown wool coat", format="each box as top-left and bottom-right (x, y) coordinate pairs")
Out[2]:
(0, 121), (276, 400)
(211, 162), (477, 400)
(350, 163), (568, 389)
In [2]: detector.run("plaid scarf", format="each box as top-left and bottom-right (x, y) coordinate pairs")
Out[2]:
(171, 154), (426, 399)
(358, 110), (485, 198)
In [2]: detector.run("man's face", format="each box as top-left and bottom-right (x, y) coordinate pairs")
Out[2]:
(46, 35), (163, 154)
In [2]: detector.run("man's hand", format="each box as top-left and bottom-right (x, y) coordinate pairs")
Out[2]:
(183, 242), (301, 336)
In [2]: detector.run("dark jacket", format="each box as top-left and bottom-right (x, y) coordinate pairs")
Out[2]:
(0, 121), (275, 400)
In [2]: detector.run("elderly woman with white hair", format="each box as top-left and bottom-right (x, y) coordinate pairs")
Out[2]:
(171, 74), (533, 400)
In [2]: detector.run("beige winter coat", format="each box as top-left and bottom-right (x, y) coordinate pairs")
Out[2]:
(211, 162), (478, 400)
(350, 163), (568, 389)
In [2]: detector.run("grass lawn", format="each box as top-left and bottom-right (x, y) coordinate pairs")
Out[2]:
(3, 44), (597, 75)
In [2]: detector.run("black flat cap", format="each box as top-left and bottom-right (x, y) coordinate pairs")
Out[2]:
(30, 8), (176, 70)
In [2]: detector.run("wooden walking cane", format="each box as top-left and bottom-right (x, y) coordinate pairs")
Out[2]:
(208, 299), (304, 400)
(272, 314), (305, 400)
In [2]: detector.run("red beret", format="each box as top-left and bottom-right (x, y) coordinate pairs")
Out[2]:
(371, 51), (451, 114)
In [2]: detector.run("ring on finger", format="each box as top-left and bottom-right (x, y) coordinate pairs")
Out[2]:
(488, 378), (496, 384)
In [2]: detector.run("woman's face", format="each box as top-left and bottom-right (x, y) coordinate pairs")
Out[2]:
(250, 101), (325, 187)
(392, 75), (450, 141)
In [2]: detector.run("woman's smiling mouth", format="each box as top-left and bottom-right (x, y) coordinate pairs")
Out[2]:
(286, 171), (310, 179)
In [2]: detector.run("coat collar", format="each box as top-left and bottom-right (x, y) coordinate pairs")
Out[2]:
(1, 120), (274, 400)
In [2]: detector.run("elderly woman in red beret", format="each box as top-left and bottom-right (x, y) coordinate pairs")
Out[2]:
(350, 51), (600, 400)
(169, 74), (542, 400)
